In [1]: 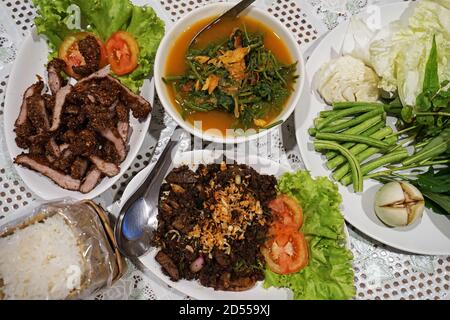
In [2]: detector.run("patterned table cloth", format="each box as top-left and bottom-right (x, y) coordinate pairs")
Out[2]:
(0, 0), (448, 300)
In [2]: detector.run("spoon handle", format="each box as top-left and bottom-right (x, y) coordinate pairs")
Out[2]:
(189, 0), (257, 48)
(221, 0), (257, 19)
(119, 130), (181, 213)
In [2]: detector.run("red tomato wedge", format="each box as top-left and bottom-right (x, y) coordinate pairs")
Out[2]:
(268, 194), (303, 229)
(261, 224), (309, 275)
(105, 31), (139, 76)
(58, 32), (107, 79)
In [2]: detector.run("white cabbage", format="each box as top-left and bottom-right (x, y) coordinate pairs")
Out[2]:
(369, 0), (450, 106)
(317, 55), (380, 104)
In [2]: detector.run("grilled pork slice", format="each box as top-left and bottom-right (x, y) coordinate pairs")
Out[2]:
(70, 158), (89, 180)
(106, 75), (152, 120)
(47, 58), (67, 95)
(15, 80), (44, 127)
(75, 65), (111, 86)
(27, 95), (50, 131)
(99, 128), (127, 161)
(14, 154), (81, 191)
(116, 102), (130, 142)
(89, 155), (120, 177)
(49, 84), (72, 131)
(79, 167), (102, 193)
(45, 138), (61, 163)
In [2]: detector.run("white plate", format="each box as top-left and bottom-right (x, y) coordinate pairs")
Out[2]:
(120, 149), (350, 300)
(295, 1), (450, 255)
(3, 29), (154, 201)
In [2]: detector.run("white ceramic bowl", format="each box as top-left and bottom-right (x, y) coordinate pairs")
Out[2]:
(154, 3), (305, 144)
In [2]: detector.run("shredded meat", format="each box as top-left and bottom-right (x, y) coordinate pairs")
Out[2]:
(153, 162), (276, 291)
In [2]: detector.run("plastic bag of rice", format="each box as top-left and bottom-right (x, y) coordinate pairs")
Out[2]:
(0, 200), (125, 300)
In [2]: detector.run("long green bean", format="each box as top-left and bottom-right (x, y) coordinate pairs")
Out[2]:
(332, 101), (387, 110)
(315, 106), (383, 130)
(319, 109), (385, 133)
(319, 110), (336, 117)
(314, 141), (363, 192)
(332, 135), (398, 181)
(325, 121), (385, 160)
(316, 132), (392, 149)
(313, 114), (382, 137)
(340, 149), (409, 186)
(326, 126), (393, 168)
(314, 117), (351, 127)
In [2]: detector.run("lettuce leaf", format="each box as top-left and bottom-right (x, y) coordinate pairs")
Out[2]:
(32, 0), (74, 52)
(32, 0), (164, 93)
(264, 171), (355, 300)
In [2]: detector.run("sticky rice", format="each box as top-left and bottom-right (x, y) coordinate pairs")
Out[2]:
(0, 214), (84, 300)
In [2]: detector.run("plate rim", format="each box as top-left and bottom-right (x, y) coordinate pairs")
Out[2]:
(294, 1), (450, 256)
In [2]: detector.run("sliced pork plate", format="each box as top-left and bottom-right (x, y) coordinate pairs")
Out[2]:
(12, 59), (152, 193)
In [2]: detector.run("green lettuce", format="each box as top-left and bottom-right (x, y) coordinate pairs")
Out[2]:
(264, 171), (355, 300)
(32, 0), (164, 93)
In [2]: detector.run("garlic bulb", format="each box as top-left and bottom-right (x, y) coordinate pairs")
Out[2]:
(374, 181), (425, 227)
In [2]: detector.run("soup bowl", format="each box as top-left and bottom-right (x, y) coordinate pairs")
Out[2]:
(154, 2), (305, 144)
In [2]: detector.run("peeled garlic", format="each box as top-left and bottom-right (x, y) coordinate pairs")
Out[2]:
(374, 181), (425, 227)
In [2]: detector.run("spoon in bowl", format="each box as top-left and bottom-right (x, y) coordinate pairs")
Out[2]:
(188, 0), (257, 48)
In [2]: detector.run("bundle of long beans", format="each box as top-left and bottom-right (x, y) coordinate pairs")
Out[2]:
(309, 101), (450, 193)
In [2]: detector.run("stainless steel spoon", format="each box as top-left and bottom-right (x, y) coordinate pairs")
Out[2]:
(114, 129), (184, 258)
(189, 0), (257, 48)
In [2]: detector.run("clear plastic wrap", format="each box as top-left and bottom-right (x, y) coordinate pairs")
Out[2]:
(0, 200), (125, 300)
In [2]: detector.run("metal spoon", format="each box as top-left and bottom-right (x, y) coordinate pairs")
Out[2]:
(189, 0), (257, 48)
(114, 129), (183, 258)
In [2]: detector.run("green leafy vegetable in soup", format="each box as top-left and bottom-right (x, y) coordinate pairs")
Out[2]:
(163, 27), (298, 130)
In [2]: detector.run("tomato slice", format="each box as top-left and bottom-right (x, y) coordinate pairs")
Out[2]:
(268, 194), (303, 229)
(58, 32), (108, 79)
(262, 225), (309, 275)
(105, 31), (139, 76)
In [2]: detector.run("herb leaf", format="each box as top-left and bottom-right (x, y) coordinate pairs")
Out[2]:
(422, 191), (450, 216)
(422, 35), (440, 95)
